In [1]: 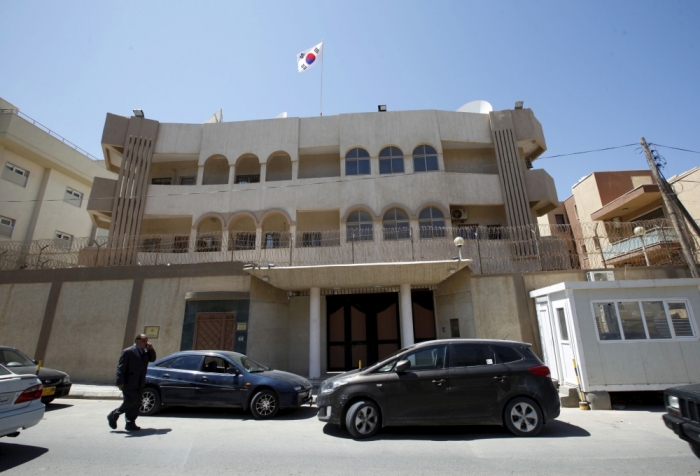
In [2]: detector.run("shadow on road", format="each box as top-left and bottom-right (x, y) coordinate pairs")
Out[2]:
(0, 443), (49, 471)
(44, 403), (73, 412)
(323, 419), (590, 441)
(111, 428), (172, 437)
(150, 405), (318, 421)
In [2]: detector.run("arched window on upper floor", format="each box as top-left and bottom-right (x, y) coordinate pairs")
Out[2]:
(345, 148), (370, 176)
(418, 207), (446, 238)
(383, 208), (410, 240)
(346, 210), (373, 242)
(379, 147), (404, 175)
(413, 145), (439, 173)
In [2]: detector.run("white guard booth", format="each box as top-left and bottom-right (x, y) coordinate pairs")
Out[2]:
(530, 278), (700, 409)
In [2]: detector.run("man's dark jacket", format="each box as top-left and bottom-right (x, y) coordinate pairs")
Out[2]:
(115, 344), (157, 390)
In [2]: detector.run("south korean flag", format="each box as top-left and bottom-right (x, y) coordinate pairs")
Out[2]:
(297, 41), (323, 73)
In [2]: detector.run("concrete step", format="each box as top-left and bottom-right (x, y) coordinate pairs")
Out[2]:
(559, 384), (581, 408)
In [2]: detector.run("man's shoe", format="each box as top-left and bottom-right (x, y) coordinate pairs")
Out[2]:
(107, 412), (118, 430)
(125, 423), (141, 431)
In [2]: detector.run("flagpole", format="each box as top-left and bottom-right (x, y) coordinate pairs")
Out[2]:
(320, 39), (324, 116)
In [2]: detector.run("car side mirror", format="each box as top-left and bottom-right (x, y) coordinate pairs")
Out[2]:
(225, 367), (239, 375)
(395, 359), (411, 374)
(33, 360), (38, 365)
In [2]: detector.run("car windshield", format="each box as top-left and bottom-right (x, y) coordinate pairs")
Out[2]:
(0, 349), (34, 367)
(218, 351), (269, 373)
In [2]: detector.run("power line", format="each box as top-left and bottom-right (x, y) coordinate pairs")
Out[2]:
(537, 143), (637, 159)
(651, 144), (700, 154)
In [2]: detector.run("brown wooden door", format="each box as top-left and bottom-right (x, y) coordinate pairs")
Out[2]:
(193, 313), (236, 350)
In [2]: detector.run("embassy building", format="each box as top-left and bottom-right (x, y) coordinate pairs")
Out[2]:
(2, 103), (582, 384)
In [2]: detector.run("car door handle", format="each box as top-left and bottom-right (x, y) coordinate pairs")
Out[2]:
(432, 379), (445, 385)
(201, 377), (209, 382)
(161, 374), (171, 379)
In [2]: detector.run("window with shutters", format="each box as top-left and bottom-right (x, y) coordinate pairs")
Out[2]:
(592, 299), (696, 341)
(64, 188), (83, 207)
(2, 163), (29, 187)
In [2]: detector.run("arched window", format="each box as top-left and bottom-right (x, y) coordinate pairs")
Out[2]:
(413, 145), (439, 172)
(346, 210), (373, 242)
(379, 147), (404, 175)
(419, 207), (446, 238)
(383, 208), (410, 240)
(345, 148), (370, 176)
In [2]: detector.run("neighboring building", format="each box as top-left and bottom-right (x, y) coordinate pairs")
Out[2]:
(560, 170), (697, 269)
(0, 98), (116, 244)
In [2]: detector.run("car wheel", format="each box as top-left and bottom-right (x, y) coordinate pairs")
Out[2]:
(690, 443), (700, 459)
(345, 400), (381, 439)
(139, 388), (161, 416)
(42, 397), (55, 405)
(504, 397), (543, 437)
(251, 390), (279, 419)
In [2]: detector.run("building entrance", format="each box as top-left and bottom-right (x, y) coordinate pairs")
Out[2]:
(193, 313), (236, 350)
(326, 293), (401, 371)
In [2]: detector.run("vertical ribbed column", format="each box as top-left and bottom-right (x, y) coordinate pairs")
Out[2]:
(106, 117), (159, 265)
(490, 111), (534, 255)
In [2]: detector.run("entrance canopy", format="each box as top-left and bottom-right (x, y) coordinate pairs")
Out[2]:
(244, 259), (472, 291)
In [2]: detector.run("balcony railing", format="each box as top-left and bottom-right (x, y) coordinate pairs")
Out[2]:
(0, 220), (697, 273)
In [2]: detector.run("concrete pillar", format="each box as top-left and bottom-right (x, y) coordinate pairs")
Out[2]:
(255, 227), (263, 250)
(228, 165), (236, 184)
(196, 165), (204, 185)
(309, 287), (321, 378)
(399, 284), (414, 347)
(260, 163), (267, 183)
(188, 228), (197, 254)
(291, 161), (299, 181)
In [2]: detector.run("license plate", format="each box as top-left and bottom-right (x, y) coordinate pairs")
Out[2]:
(42, 386), (56, 396)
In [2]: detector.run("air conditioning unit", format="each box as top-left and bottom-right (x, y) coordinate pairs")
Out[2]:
(525, 158), (533, 169)
(586, 271), (615, 282)
(450, 208), (468, 223)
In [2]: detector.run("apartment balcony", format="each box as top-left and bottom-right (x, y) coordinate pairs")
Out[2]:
(602, 226), (682, 265)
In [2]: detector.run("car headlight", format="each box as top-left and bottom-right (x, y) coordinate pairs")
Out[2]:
(63, 375), (71, 384)
(667, 395), (679, 409)
(320, 378), (351, 395)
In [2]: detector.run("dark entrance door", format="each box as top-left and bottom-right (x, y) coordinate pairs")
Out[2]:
(193, 313), (236, 350)
(327, 293), (401, 371)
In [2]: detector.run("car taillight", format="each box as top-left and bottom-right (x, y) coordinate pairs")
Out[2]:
(15, 384), (43, 404)
(528, 365), (551, 378)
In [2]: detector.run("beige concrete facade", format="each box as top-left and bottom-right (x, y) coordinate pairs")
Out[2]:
(0, 98), (116, 243)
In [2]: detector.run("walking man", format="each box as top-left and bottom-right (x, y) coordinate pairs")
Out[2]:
(107, 334), (156, 431)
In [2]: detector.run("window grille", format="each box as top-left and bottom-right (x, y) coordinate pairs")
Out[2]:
(346, 210), (373, 242)
(383, 208), (410, 240)
(64, 188), (83, 207)
(151, 177), (172, 185)
(0, 216), (15, 238)
(179, 176), (196, 185)
(2, 163), (29, 187)
(235, 175), (260, 184)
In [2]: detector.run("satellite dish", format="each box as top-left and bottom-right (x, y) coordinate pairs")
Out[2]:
(457, 100), (493, 114)
(275, 112), (288, 119)
(204, 109), (223, 123)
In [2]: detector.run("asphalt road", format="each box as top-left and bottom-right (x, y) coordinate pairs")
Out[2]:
(0, 399), (698, 475)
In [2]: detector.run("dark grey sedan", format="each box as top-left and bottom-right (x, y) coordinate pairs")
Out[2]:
(317, 339), (560, 439)
(139, 350), (313, 419)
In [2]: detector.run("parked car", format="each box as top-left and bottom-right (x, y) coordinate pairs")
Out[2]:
(317, 339), (560, 439)
(0, 364), (45, 438)
(139, 350), (313, 419)
(0, 346), (72, 404)
(663, 383), (700, 459)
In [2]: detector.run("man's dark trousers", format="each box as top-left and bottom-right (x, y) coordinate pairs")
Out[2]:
(110, 344), (156, 428)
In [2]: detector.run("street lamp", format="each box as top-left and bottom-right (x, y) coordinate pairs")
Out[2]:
(453, 236), (464, 261)
(634, 226), (650, 266)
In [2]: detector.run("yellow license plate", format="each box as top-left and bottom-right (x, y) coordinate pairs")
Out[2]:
(42, 386), (56, 396)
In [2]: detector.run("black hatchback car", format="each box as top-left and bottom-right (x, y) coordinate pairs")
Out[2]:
(0, 346), (72, 404)
(139, 350), (312, 419)
(317, 339), (560, 439)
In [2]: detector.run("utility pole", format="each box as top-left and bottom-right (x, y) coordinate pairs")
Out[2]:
(640, 137), (699, 278)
